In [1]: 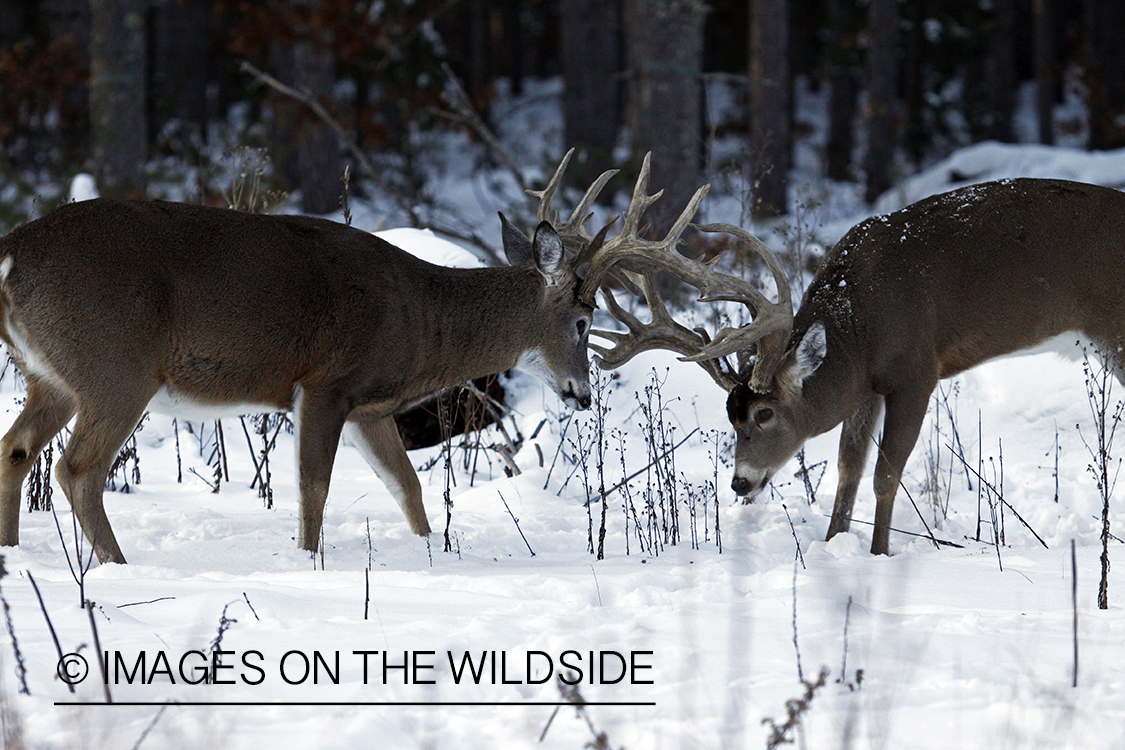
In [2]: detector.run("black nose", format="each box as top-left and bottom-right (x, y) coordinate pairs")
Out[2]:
(731, 476), (753, 495)
(562, 386), (592, 410)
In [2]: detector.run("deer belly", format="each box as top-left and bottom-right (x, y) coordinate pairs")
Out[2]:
(147, 384), (286, 420)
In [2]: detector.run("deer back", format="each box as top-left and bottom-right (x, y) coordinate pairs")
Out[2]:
(800, 178), (1125, 396)
(0, 198), (588, 416)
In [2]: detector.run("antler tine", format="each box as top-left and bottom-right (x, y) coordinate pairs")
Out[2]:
(695, 222), (793, 312)
(680, 312), (791, 362)
(527, 148), (619, 257)
(569, 215), (617, 271)
(527, 148), (573, 225)
(691, 222), (794, 391)
(591, 272), (739, 391)
(566, 168), (619, 234)
(578, 152), (712, 306)
(619, 152), (663, 238)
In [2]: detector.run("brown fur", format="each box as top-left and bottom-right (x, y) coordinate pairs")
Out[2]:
(730, 178), (1125, 554)
(0, 199), (594, 563)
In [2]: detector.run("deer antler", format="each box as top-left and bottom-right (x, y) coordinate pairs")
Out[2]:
(590, 270), (738, 390)
(527, 148), (619, 263)
(531, 151), (794, 393)
(685, 222), (794, 392)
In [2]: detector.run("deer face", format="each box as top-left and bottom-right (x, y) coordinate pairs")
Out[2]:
(502, 215), (594, 411)
(726, 384), (807, 498)
(519, 282), (594, 410)
(726, 323), (827, 498)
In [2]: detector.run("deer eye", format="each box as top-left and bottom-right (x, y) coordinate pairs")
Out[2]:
(755, 407), (774, 425)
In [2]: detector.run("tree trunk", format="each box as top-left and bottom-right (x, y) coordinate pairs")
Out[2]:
(89, 0), (147, 197)
(748, 0), (791, 216)
(293, 41), (339, 214)
(624, 0), (706, 236)
(561, 0), (621, 167)
(500, 0), (525, 96)
(36, 0), (90, 164)
(1033, 0), (1056, 144)
(981, 0), (1016, 142)
(1084, 0), (1125, 150)
(825, 0), (858, 181)
(150, 0), (212, 142)
(900, 0), (925, 165)
(862, 0), (898, 205)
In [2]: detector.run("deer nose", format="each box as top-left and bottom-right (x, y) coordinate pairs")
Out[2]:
(731, 476), (754, 495)
(560, 379), (591, 410)
(560, 384), (591, 410)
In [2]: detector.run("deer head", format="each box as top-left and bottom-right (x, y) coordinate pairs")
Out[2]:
(498, 215), (594, 410)
(542, 153), (811, 503)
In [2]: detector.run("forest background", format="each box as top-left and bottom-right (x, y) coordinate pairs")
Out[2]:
(1, 0), (1122, 239)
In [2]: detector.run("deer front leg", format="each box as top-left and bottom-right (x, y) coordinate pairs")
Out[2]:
(55, 394), (153, 564)
(295, 389), (349, 554)
(0, 379), (75, 547)
(826, 394), (883, 541)
(344, 417), (431, 536)
(869, 388), (932, 555)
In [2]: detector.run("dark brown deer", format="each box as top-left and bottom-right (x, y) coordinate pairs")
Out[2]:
(0, 151), (673, 563)
(585, 177), (1125, 555)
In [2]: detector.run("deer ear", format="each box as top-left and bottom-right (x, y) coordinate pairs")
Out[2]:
(532, 221), (567, 285)
(499, 212), (533, 266)
(793, 321), (827, 382)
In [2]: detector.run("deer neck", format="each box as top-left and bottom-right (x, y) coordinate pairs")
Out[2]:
(792, 317), (870, 439)
(404, 265), (544, 399)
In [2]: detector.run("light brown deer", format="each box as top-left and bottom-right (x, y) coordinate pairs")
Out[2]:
(0, 158), (653, 564)
(585, 176), (1125, 555)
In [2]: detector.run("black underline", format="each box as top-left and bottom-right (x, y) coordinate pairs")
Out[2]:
(54, 701), (656, 707)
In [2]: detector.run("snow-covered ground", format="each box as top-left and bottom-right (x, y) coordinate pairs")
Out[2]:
(2, 82), (1125, 749)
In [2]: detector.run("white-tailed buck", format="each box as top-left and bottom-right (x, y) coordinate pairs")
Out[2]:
(0, 158), (657, 563)
(584, 176), (1125, 555)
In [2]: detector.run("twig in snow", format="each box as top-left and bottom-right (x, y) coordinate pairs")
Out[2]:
(498, 491), (535, 557)
(948, 443), (1048, 549)
(131, 704), (167, 750)
(1072, 539), (1079, 688)
(782, 504), (805, 569)
(27, 571), (72, 693)
(85, 600), (111, 703)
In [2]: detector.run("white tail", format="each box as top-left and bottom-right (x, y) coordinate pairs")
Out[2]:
(0, 193), (601, 563)
(598, 177), (1125, 555)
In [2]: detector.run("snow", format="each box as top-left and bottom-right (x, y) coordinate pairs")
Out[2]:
(68, 174), (99, 203)
(873, 141), (1125, 214)
(2, 91), (1125, 749)
(373, 228), (483, 269)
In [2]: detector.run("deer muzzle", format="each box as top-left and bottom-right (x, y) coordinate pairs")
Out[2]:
(731, 469), (770, 499)
(560, 381), (592, 411)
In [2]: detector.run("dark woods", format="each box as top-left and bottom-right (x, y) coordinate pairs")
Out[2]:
(0, 0), (1119, 228)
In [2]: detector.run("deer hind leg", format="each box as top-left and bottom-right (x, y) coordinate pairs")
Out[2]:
(294, 388), (349, 553)
(0, 378), (76, 547)
(869, 388), (932, 556)
(826, 394), (883, 542)
(55, 391), (154, 565)
(344, 417), (430, 536)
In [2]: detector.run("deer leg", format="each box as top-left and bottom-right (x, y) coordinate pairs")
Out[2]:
(0, 378), (76, 547)
(344, 417), (430, 536)
(869, 388), (931, 556)
(826, 394), (883, 541)
(294, 389), (349, 553)
(55, 394), (153, 565)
